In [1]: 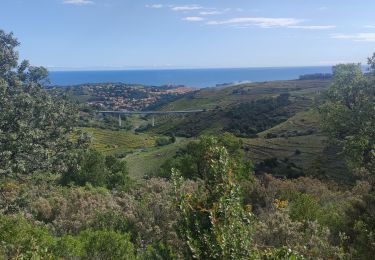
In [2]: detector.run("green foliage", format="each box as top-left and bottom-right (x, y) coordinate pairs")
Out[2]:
(81, 127), (156, 155)
(88, 210), (132, 234)
(0, 29), (88, 176)
(255, 157), (305, 179)
(0, 214), (55, 259)
(0, 214), (135, 259)
(53, 235), (84, 258)
(317, 59), (375, 259)
(319, 60), (375, 173)
(0, 30), (19, 77)
(138, 243), (179, 260)
(155, 136), (173, 147)
(341, 189), (375, 259)
(78, 229), (135, 259)
(61, 149), (131, 189)
(158, 133), (253, 180)
(289, 193), (321, 222)
(225, 94), (292, 137)
(172, 137), (256, 259)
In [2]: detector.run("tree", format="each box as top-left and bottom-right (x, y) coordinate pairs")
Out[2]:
(158, 134), (252, 181)
(0, 29), (88, 176)
(172, 137), (256, 259)
(319, 59), (375, 175)
(61, 149), (130, 189)
(319, 57), (375, 258)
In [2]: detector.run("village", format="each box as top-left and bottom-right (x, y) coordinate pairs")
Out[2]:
(50, 83), (196, 111)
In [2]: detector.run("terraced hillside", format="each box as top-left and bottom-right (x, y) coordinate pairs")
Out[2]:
(159, 79), (329, 111)
(125, 137), (191, 179)
(142, 79), (353, 184)
(242, 110), (353, 184)
(79, 127), (190, 179)
(146, 79), (330, 137)
(80, 127), (156, 156)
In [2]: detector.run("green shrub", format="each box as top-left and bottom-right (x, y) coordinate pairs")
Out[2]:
(0, 215), (136, 259)
(87, 210), (131, 235)
(155, 137), (173, 147)
(53, 235), (84, 258)
(157, 134), (253, 181)
(138, 243), (178, 260)
(172, 138), (255, 259)
(61, 149), (130, 189)
(289, 193), (321, 222)
(78, 229), (135, 259)
(0, 215), (55, 259)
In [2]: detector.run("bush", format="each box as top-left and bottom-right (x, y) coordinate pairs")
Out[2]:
(155, 137), (173, 147)
(289, 193), (321, 222)
(156, 134), (253, 180)
(78, 229), (135, 259)
(254, 210), (346, 259)
(172, 138), (255, 259)
(0, 215), (55, 259)
(266, 133), (278, 139)
(61, 149), (130, 189)
(0, 214), (136, 259)
(30, 185), (119, 235)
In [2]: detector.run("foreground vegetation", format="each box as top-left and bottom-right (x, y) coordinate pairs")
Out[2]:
(1, 29), (375, 259)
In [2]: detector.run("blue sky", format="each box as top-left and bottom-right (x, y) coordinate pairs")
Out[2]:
(2, 0), (375, 69)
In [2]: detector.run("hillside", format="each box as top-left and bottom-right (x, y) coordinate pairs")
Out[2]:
(137, 79), (353, 183)
(146, 79), (330, 137)
(243, 110), (353, 183)
(159, 79), (329, 111)
(80, 127), (156, 156)
(125, 137), (191, 179)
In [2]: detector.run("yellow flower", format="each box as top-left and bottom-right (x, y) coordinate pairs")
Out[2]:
(274, 199), (288, 209)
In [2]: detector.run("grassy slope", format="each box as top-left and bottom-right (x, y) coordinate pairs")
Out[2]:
(125, 137), (190, 179)
(80, 127), (189, 179)
(242, 110), (353, 184)
(80, 127), (156, 155)
(242, 110), (326, 169)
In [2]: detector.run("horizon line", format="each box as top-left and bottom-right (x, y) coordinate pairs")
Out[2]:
(47, 64), (341, 72)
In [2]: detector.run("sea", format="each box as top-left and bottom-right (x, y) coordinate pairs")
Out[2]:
(48, 66), (333, 88)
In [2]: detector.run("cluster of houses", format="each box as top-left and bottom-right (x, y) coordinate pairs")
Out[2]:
(84, 84), (194, 110)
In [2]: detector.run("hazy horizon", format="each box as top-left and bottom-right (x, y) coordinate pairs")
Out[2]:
(47, 64), (335, 72)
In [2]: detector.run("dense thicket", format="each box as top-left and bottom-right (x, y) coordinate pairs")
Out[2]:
(61, 149), (131, 189)
(224, 93), (292, 137)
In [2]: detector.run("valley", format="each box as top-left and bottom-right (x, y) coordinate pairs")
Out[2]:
(71, 78), (352, 184)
